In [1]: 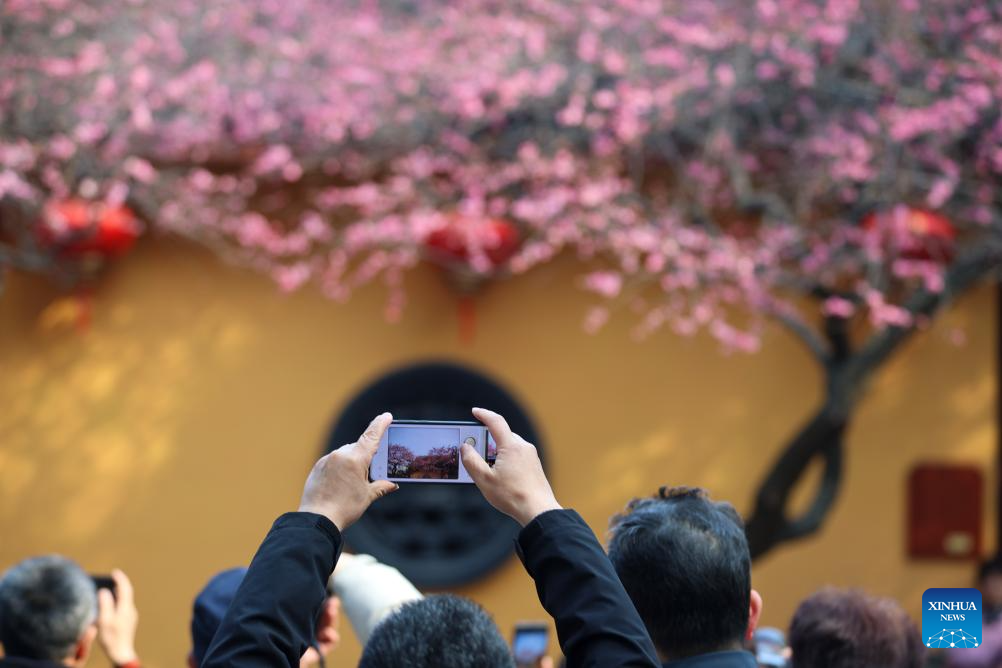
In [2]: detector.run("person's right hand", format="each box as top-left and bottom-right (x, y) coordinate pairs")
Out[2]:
(299, 413), (399, 531)
(300, 596), (341, 667)
(96, 570), (139, 667)
(461, 407), (561, 526)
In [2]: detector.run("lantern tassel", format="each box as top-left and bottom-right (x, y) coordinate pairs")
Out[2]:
(458, 295), (476, 344)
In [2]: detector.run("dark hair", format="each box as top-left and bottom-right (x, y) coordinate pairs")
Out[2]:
(789, 588), (924, 668)
(360, 594), (514, 668)
(0, 555), (97, 660)
(978, 556), (1002, 582)
(607, 486), (751, 659)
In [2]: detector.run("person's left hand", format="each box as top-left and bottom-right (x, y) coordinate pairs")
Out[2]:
(300, 596), (341, 667)
(96, 569), (140, 667)
(299, 412), (399, 530)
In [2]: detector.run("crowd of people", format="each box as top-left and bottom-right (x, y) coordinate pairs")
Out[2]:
(1, 408), (998, 668)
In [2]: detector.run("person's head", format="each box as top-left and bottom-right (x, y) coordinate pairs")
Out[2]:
(789, 588), (923, 668)
(978, 557), (1002, 614)
(607, 486), (762, 661)
(188, 567), (247, 668)
(360, 594), (514, 668)
(0, 555), (99, 665)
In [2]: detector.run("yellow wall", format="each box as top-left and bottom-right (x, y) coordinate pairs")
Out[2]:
(0, 238), (995, 667)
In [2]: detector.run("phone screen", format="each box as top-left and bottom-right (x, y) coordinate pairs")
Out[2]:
(486, 432), (497, 466)
(512, 625), (548, 664)
(369, 420), (486, 484)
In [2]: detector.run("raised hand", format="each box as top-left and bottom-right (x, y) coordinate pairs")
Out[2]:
(461, 407), (561, 526)
(96, 569), (140, 667)
(299, 412), (399, 531)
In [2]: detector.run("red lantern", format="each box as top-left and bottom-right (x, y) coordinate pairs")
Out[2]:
(423, 214), (521, 343)
(862, 207), (955, 262)
(39, 198), (142, 259)
(423, 214), (520, 268)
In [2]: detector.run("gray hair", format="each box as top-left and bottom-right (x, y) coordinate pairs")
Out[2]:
(0, 555), (98, 660)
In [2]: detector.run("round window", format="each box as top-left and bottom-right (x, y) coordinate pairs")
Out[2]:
(325, 362), (544, 588)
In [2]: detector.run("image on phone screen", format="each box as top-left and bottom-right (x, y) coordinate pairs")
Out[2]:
(369, 420), (486, 484)
(486, 432), (497, 466)
(512, 625), (548, 665)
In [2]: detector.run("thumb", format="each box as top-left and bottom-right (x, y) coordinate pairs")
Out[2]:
(461, 441), (493, 486)
(97, 588), (115, 623)
(368, 480), (399, 502)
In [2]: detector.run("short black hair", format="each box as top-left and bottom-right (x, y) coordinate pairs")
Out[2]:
(360, 594), (515, 668)
(789, 588), (923, 668)
(607, 486), (751, 659)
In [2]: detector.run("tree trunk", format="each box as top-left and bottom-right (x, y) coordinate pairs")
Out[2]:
(744, 400), (848, 559)
(745, 245), (1001, 560)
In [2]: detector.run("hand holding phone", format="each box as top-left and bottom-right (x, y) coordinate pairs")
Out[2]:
(460, 408), (561, 526)
(300, 412), (399, 529)
(94, 570), (140, 666)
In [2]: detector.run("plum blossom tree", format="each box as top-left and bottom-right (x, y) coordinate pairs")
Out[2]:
(387, 443), (416, 477)
(2, 0), (1001, 557)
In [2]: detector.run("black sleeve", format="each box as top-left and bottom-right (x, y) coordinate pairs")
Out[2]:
(517, 509), (660, 668)
(201, 512), (342, 668)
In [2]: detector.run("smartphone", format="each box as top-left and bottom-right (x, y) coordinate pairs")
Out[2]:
(753, 627), (788, 667)
(512, 622), (549, 667)
(369, 420), (487, 484)
(91, 575), (116, 600)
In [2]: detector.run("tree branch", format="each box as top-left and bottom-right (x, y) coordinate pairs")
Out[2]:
(769, 305), (830, 362)
(852, 242), (1002, 376)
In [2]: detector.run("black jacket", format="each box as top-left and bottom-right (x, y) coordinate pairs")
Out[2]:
(0, 659), (66, 668)
(201, 509), (755, 668)
(516, 509), (660, 667)
(516, 510), (757, 668)
(662, 652), (758, 668)
(202, 512), (342, 667)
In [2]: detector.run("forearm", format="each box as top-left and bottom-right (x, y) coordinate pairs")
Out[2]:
(202, 512), (343, 668)
(518, 509), (660, 668)
(332, 554), (423, 644)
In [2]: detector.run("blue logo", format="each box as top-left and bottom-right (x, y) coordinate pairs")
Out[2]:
(923, 588), (982, 649)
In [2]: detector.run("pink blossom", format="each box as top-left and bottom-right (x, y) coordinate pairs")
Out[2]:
(253, 144), (293, 175)
(822, 297), (856, 318)
(583, 306), (610, 334)
(124, 157), (157, 183)
(274, 262), (312, 292)
(0, 0), (996, 341)
(583, 271), (623, 298)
